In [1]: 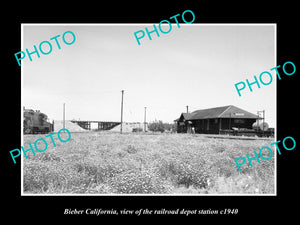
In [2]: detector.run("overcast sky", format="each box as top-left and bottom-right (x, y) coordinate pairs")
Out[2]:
(22, 24), (276, 127)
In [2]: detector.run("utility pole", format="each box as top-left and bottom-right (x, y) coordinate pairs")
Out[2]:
(262, 110), (265, 137)
(257, 110), (265, 136)
(186, 105), (189, 113)
(120, 90), (124, 134)
(257, 111), (259, 127)
(229, 113), (231, 130)
(63, 103), (65, 130)
(144, 107), (147, 132)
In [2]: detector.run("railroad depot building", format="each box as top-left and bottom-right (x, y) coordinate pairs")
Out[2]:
(175, 105), (261, 134)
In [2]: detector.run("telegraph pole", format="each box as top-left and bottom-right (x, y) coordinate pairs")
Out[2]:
(144, 107), (147, 132)
(257, 110), (265, 136)
(120, 90), (124, 134)
(262, 110), (265, 136)
(257, 111), (259, 127)
(63, 103), (65, 130)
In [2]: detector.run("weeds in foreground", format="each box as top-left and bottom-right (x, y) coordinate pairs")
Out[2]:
(23, 133), (275, 194)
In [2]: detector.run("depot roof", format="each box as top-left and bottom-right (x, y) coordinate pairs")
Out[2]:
(175, 105), (260, 121)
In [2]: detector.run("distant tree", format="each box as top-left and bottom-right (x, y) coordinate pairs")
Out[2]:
(148, 120), (177, 133)
(148, 120), (165, 133)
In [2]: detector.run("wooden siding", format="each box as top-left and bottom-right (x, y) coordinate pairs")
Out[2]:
(177, 118), (257, 134)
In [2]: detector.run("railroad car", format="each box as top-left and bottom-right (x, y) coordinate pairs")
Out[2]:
(252, 121), (274, 137)
(220, 121), (274, 137)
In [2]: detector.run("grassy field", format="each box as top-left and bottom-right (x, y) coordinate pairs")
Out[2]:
(23, 132), (275, 194)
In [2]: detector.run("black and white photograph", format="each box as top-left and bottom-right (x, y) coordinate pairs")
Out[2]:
(4, 3), (299, 221)
(21, 24), (276, 195)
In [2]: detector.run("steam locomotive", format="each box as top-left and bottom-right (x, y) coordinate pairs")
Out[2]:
(23, 108), (53, 134)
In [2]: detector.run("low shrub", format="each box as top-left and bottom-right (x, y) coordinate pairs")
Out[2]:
(23, 162), (67, 193)
(156, 157), (210, 189)
(109, 168), (173, 194)
(124, 145), (138, 154)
